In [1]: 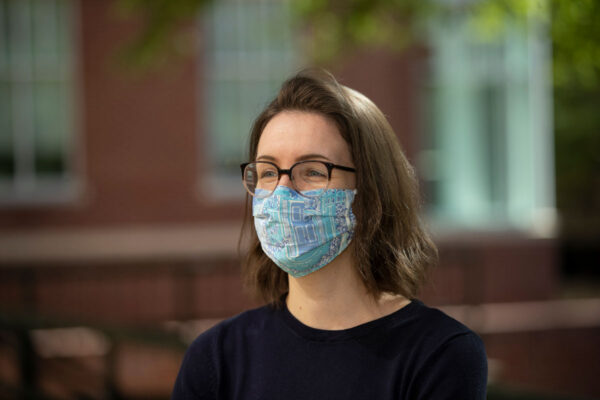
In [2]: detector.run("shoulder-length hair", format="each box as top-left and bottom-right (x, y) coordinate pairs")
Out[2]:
(240, 69), (437, 307)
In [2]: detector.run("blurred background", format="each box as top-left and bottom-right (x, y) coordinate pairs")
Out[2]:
(0, 0), (599, 399)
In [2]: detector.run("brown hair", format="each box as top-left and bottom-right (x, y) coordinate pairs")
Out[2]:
(240, 69), (437, 306)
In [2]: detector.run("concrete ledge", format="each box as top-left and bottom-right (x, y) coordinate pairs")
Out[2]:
(0, 223), (243, 265)
(162, 298), (600, 344)
(441, 298), (600, 334)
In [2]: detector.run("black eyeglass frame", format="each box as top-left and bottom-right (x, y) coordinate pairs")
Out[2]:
(240, 160), (356, 196)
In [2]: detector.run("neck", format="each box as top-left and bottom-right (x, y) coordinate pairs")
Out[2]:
(285, 248), (409, 330)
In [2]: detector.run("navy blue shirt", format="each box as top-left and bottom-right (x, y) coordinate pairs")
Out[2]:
(172, 299), (487, 400)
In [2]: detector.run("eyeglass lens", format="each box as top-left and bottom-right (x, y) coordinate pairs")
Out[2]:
(243, 161), (329, 198)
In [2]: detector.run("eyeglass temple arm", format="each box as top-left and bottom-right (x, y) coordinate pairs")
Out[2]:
(331, 164), (356, 173)
(240, 163), (249, 178)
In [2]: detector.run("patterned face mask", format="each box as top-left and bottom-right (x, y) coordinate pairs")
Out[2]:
(252, 186), (357, 278)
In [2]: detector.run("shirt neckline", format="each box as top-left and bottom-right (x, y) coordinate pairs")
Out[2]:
(276, 296), (421, 342)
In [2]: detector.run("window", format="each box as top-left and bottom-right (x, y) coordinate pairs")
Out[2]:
(421, 15), (555, 234)
(0, 0), (78, 205)
(200, 0), (299, 198)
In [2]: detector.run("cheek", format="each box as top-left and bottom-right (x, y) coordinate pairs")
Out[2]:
(329, 174), (356, 190)
(348, 174), (357, 188)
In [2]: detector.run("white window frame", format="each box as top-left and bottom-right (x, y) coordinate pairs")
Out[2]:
(0, 0), (82, 206)
(197, 0), (300, 201)
(421, 13), (556, 236)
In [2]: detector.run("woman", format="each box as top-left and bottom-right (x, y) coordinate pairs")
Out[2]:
(172, 70), (487, 399)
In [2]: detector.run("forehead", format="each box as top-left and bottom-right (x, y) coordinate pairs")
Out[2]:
(256, 111), (352, 164)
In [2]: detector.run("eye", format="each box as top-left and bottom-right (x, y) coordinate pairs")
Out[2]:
(299, 164), (328, 181)
(306, 169), (327, 178)
(259, 169), (278, 179)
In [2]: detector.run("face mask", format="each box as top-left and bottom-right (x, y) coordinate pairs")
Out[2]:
(253, 186), (357, 278)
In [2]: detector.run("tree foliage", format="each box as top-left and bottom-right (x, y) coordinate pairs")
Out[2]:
(115, 0), (213, 68)
(118, 0), (600, 236)
(118, 0), (600, 89)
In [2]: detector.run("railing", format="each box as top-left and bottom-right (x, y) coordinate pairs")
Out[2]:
(2, 311), (596, 400)
(0, 311), (188, 400)
(487, 386), (596, 400)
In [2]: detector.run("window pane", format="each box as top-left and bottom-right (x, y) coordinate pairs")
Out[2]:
(32, 0), (59, 70)
(423, 16), (553, 230)
(0, 0), (75, 200)
(203, 0), (299, 190)
(0, 1), (7, 74)
(0, 79), (14, 177)
(34, 81), (64, 175)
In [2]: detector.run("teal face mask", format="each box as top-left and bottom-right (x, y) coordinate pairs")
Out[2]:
(252, 186), (357, 278)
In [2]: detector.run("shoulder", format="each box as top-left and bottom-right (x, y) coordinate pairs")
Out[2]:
(407, 301), (488, 399)
(411, 300), (472, 334)
(409, 300), (487, 363)
(171, 305), (275, 400)
(187, 304), (275, 353)
(401, 300), (482, 350)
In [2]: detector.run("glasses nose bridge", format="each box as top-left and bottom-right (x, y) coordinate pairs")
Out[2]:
(277, 167), (295, 187)
(278, 167), (293, 179)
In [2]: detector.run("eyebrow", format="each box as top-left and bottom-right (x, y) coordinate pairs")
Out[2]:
(256, 153), (332, 163)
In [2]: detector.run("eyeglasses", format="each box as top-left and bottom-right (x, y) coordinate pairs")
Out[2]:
(240, 160), (356, 198)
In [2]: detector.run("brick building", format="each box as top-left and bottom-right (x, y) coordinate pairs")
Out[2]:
(1, 1), (597, 399)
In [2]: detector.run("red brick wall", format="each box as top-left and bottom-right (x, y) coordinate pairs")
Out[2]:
(0, 258), (256, 325)
(484, 327), (600, 398)
(0, 0), (558, 321)
(424, 236), (559, 305)
(0, 236), (558, 325)
(0, 0), (243, 229)
(334, 46), (429, 164)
